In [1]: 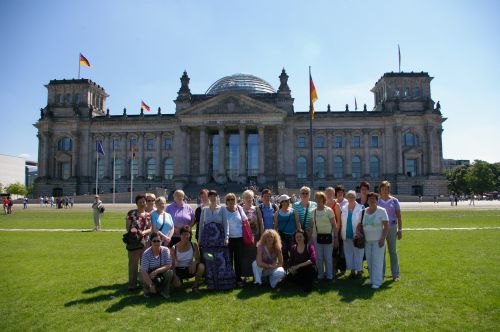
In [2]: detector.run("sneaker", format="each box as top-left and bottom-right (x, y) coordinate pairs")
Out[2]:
(393, 276), (400, 282)
(371, 284), (380, 289)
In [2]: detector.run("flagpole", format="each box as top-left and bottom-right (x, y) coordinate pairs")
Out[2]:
(130, 153), (133, 204)
(95, 149), (99, 195)
(398, 44), (401, 73)
(112, 145), (116, 204)
(78, 53), (81, 79)
(309, 66), (314, 190)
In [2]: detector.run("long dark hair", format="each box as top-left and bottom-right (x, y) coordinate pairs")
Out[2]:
(293, 229), (309, 245)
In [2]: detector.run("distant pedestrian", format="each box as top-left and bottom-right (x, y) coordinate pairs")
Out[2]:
(23, 197), (28, 209)
(454, 195), (458, 206)
(39, 196), (44, 207)
(92, 195), (104, 231)
(433, 196), (438, 204)
(469, 195), (475, 206)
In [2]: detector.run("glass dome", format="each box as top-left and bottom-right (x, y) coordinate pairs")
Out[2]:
(206, 73), (275, 95)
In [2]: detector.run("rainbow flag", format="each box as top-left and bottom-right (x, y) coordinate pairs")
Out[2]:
(79, 53), (92, 67)
(141, 100), (151, 112)
(309, 73), (318, 120)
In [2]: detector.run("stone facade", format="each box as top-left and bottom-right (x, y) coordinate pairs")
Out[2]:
(34, 70), (448, 197)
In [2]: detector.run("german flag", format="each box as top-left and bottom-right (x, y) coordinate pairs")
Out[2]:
(141, 100), (151, 112)
(309, 72), (318, 120)
(79, 53), (92, 67)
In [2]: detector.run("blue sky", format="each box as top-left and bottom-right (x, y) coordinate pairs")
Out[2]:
(0, 0), (499, 163)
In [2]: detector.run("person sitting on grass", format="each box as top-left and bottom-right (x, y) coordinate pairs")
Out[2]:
(172, 225), (205, 294)
(140, 231), (174, 299)
(252, 229), (286, 288)
(286, 229), (317, 292)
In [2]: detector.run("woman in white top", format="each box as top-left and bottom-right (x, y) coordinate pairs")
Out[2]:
(310, 191), (337, 281)
(151, 196), (174, 246)
(362, 192), (389, 289)
(172, 225), (205, 293)
(341, 190), (365, 279)
(225, 192), (248, 287)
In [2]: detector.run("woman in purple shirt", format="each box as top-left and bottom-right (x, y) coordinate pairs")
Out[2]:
(377, 181), (403, 281)
(166, 190), (195, 247)
(287, 229), (317, 292)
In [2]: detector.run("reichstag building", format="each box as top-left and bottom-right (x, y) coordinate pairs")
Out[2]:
(34, 69), (448, 197)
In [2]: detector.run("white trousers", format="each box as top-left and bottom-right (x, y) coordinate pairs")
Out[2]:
(252, 260), (286, 288)
(365, 240), (385, 287)
(343, 239), (364, 272)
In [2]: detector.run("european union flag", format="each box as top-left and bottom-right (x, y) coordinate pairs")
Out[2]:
(97, 141), (105, 156)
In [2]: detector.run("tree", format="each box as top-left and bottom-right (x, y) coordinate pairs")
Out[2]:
(465, 160), (496, 195)
(6, 182), (27, 196)
(0, 182), (3, 193)
(445, 164), (470, 195)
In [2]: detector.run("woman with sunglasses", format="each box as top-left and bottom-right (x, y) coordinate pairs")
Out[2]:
(274, 194), (300, 266)
(225, 192), (248, 287)
(292, 186), (317, 237)
(198, 190), (235, 290)
(125, 194), (152, 290)
(145, 193), (157, 213)
(166, 190), (195, 247)
(140, 231), (173, 299)
(151, 196), (174, 246)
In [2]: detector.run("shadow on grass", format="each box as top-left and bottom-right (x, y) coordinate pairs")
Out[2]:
(65, 282), (222, 313)
(336, 278), (392, 303)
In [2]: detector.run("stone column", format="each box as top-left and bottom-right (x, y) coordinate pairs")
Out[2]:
(436, 128), (444, 174)
(344, 130), (352, 178)
(380, 129), (386, 176)
(37, 133), (46, 177)
(239, 126), (246, 182)
(277, 127), (284, 178)
(362, 129), (370, 177)
(72, 131), (79, 178)
(156, 132), (162, 178)
(124, 134), (131, 179)
(199, 127), (207, 184)
(258, 126), (265, 184)
(138, 132), (145, 178)
(326, 130), (333, 179)
(218, 127), (226, 182)
(394, 126), (403, 174)
(105, 133), (112, 178)
(185, 127), (191, 179)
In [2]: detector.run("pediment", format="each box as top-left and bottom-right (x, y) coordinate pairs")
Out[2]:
(177, 93), (287, 117)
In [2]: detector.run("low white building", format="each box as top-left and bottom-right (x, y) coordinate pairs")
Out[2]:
(0, 154), (26, 189)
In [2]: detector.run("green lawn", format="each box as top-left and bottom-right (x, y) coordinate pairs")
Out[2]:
(0, 209), (499, 331)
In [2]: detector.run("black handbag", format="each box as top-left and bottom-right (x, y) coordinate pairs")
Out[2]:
(353, 208), (366, 249)
(314, 209), (333, 244)
(123, 227), (145, 251)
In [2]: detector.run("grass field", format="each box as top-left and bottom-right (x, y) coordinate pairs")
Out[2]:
(0, 209), (499, 331)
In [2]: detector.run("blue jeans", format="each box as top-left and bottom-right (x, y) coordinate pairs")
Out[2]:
(315, 242), (333, 279)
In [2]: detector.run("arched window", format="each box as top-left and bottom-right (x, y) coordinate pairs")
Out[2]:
(351, 156), (361, 178)
(57, 137), (72, 151)
(146, 159), (156, 180)
(130, 159), (138, 179)
(370, 156), (380, 178)
(333, 156), (343, 179)
(114, 159), (122, 179)
(315, 136), (325, 148)
(404, 133), (419, 147)
(314, 156), (325, 179)
(164, 158), (173, 179)
(297, 157), (307, 179)
(97, 159), (105, 179)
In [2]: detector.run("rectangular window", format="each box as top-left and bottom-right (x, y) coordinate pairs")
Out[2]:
(315, 136), (325, 148)
(335, 136), (342, 148)
(405, 159), (417, 177)
(146, 138), (155, 151)
(61, 162), (71, 180)
(371, 135), (379, 148)
(129, 139), (137, 150)
(404, 87), (410, 97)
(414, 86), (421, 97)
(352, 136), (361, 148)
(297, 137), (306, 148)
(164, 138), (172, 150)
(112, 139), (120, 150)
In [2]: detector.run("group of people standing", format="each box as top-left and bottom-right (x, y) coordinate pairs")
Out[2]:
(124, 181), (403, 299)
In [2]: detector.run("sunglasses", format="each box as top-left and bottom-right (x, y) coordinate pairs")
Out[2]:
(300, 192), (309, 196)
(226, 198), (235, 202)
(146, 199), (155, 202)
(151, 239), (161, 243)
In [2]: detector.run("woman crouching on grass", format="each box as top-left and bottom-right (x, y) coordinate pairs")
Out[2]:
(140, 231), (174, 299)
(172, 225), (205, 294)
(252, 229), (286, 288)
(286, 230), (317, 292)
(363, 192), (389, 289)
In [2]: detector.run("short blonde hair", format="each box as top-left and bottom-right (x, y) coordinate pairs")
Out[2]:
(314, 191), (327, 204)
(155, 196), (166, 205)
(325, 187), (335, 195)
(242, 190), (254, 200)
(300, 186), (311, 194)
(379, 181), (391, 190)
(346, 190), (356, 199)
(225, 192), (237, 203)
(173, 190), (185, 199)
(145, 192), (156, 201)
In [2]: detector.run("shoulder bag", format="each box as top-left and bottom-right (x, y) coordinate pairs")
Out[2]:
(239, 206), (254, 246)
(353, 208), (366, 249)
